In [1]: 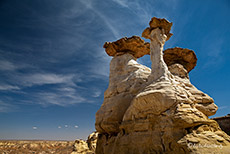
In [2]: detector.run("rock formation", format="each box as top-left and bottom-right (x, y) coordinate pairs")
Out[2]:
(163, 47), (197, 73)
(95, 36), (151, 134)
(71, 132), (98, 154)
(71, 139), (93, 154)
(103, 36), (150, 58)
(95, 17), (230, 154)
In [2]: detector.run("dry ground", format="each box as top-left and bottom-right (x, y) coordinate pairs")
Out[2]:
(0, 140), (75, 154)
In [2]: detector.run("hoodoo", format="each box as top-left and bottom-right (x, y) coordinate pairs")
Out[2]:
(95, 17), (230, 154)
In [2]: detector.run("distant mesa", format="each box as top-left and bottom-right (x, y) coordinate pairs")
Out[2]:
(103, 36), (150, 58)
(212, 114), (230, 136)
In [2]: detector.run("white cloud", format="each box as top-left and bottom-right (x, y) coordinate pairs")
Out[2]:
(20, 73), (74, 87)
(33, 89), (87, 106)
(0, 101), (16, 113)
(32, 126), (37, 130)
(0, 60), (17, 71)
(207, 39), (223, 58)
(8, 74), (91, 107)
(74, 125), (79, 128)
(92, 89), (101, 97)
(111, 0), (159, 25)
(89, 47), (111, 77)
(112, 0), (129, 8)
(201, 37), (224, 69)
(0, 84), (20, 91)
(79, 0), (93, 9)
(58, 126), (62, 129)
(65, 125), (68, 128)
(79, 0), (120, 38)
(218, 106), (230, 110)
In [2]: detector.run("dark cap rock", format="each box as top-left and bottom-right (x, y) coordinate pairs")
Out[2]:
(142, 17), (173, 41)
(103, 36), (150, 58)
(163, 47), (197, 72)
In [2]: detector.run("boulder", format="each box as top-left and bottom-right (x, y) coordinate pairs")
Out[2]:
(72, 132), (98, 154)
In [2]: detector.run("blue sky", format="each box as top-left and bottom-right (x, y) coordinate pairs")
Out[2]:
(0, 0), (229, 140)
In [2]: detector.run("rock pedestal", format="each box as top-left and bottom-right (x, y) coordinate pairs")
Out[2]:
(95, 36), (151, 134)
(95, 17), (230, 154)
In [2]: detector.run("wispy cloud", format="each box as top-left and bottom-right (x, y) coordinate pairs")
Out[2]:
(79, 0), (120, 38)
(0, 60), (17, 71)
(0, 84), (20, 91)
(218, 106), (230, 110)
(206, 39), (224, 59)
(19, 73), (74, 87)
(112, 0), (151, 24)
(112, 0), (178, 25)
(112, 0), (129, 8)
(201, 36), (224, 69)
(33, 92), (86, 106)
(21, 82), (92, 107)
(87, 46), (111, 77)
(0, 101), (17, 113)
(0, 69), (92, 107)
(92, 89), (101, 98)
(0, 0), (130, 109)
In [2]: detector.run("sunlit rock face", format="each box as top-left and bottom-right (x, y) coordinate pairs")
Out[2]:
(95, 36), (151, 134)
(71, 132), (98, 154)
(95, 17), (230, 154)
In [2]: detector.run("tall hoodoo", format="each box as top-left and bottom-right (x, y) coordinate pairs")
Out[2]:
(95, 17), (230, 154)
(95, 36), (151, 134)
(142, 17), (172, 81)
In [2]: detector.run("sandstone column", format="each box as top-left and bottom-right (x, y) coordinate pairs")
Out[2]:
(149, 28), (169, 81)
(95, 36), (151, 134)
(142, 17), (173, 81)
